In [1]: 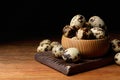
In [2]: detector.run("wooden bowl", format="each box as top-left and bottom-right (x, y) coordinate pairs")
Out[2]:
(61, 35), (110, 58)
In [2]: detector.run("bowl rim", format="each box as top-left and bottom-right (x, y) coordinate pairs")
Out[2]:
(62, 35), (109, 41)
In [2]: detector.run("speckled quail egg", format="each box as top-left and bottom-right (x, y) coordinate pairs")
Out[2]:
(111, 39), (120, 53)
(90, 27), (106, 39)
(50, 41), (61, 48)
(62, 48), (81, 62)
(71, 36), (78, 40)
(76, 27), (94, 39)
(52, 44), (64, 58)
(37, 43), (52, 53)
(39, 39), (51, 46)
(114, 52), (120, 65)
(70, 14), (86, 28)
(62, 25), (78, 38)
(88, 16), (105, 28)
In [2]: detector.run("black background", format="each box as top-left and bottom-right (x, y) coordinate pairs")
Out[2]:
(3, 0), (120, 42)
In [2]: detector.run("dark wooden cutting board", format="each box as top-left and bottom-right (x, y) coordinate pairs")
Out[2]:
(34, 50), (115, 76)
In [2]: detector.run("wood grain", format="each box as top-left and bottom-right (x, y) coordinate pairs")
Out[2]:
(0, 33), (120, 80)
(35, 51), (114, 76)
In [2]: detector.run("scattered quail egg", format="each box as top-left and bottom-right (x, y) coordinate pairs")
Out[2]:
(37, 43), (52, 53)
(114, 52), (120, 65)
(111, 39), (120, 53)
(52, 45), (64, 58)
(62, 47), (81, 62)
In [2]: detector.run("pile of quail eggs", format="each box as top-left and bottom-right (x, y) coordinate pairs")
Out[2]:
(62, 14), (108, 40)
(111, 39), (120, 65)
(37, 39), (81, 62)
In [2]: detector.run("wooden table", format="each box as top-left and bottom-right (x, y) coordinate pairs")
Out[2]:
(0, 33), (120, 80)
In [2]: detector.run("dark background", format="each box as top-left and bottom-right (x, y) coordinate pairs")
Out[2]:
(3, 1), (120, 42)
